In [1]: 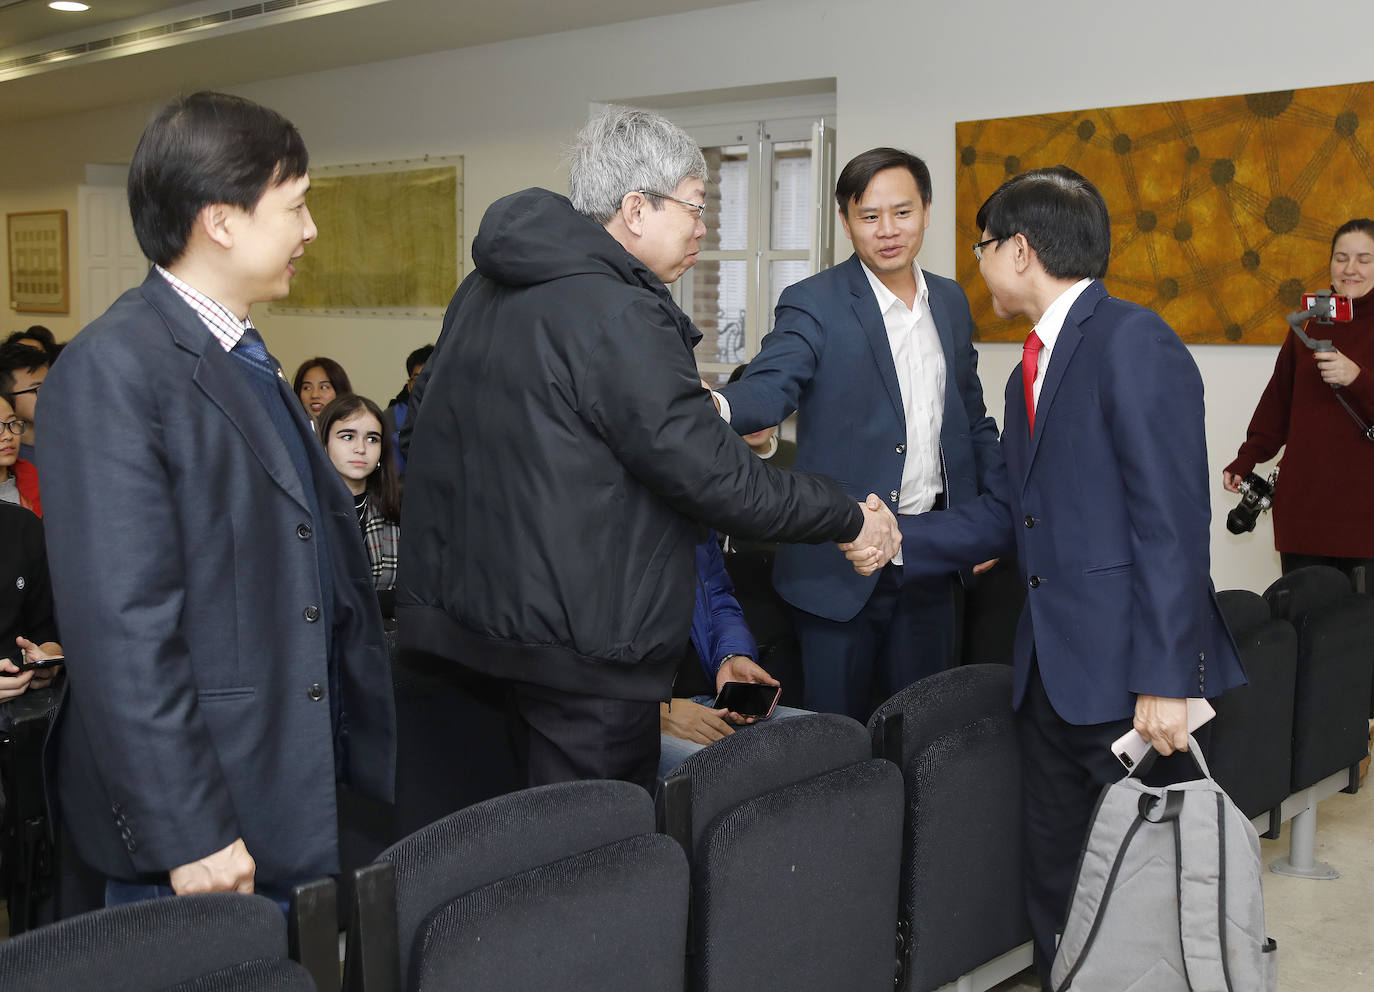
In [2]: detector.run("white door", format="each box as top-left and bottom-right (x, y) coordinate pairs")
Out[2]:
(78, 179), (145, 326)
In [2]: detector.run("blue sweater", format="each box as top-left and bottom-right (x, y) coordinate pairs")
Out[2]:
(688, 535), (757, 687)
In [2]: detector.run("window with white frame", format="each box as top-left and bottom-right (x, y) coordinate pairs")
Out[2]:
(671, 116), (836, 382)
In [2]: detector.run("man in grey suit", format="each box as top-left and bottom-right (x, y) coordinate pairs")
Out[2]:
(41, 92), (395, 905)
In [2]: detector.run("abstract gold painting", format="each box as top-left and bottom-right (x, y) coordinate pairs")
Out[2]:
(956, 82), (1374, 343)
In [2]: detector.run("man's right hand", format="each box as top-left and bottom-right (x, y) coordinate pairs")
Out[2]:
(837, 494), (901, 576)
(0, 659), (35, 701)
(169, 837), (255, 896)
(1221, 470), (1244, 494)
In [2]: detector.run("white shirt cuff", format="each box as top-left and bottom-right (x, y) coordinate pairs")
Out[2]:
(712, 390), (732, 424)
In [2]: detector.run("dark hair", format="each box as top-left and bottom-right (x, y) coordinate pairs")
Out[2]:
(4, 326), (59, 363)
(728, 362), (749, 384)
(1331, 218), (1374, 253)
(405, 344), (435, 375)
(975, 166), (1110, 280)
(128, 91), (309, 267)
(0, 343), (49, 397)
(292, 357), (352, 399)
(835, 147), (932, 215)
(317, 394), (402, 521)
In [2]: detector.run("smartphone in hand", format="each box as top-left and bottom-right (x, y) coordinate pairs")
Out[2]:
(714, 681), (781, 719)
(13, 654), (64, 673)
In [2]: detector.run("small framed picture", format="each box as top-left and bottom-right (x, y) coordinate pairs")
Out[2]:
(8, 209), (69, 314)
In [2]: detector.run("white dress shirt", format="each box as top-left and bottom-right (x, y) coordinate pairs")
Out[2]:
(1027, 278), (1093, 409)
(857, 261), (946, 565)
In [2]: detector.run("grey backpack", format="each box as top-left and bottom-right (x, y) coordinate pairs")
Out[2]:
(1051, 737), (1277, 992)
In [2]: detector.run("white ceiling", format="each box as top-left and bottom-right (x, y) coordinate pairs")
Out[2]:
(0, 0), (747, 125)
(0, 0), (186, 49)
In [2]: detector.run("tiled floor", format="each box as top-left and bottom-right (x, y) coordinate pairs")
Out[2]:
(992, 775), (1374, 991)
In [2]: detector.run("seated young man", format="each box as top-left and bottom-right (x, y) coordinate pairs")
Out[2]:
(0, 343), (49, 468)
(0, 502), (62, 701)
(0, 394), (39, 515)
(658, 535), (808, 779)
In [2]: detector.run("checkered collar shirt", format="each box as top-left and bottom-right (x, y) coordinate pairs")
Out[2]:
(154, 265), (252, 352)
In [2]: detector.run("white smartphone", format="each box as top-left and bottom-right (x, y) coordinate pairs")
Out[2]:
(1112, 698), (1215, 771)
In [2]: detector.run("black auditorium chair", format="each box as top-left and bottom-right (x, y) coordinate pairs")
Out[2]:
(1263, 566), (1374, 794)
(0, 892), (314, 990)
(344, 779), (688, 992)
(659, 712), (903, 992)
(1208, 589), (1298, 836)
(869, 664), (1033, 992)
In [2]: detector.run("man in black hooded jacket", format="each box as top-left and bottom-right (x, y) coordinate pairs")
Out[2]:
(398, 108), (899, 790)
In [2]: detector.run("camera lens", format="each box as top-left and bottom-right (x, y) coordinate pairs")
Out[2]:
(1227, 506), (1259, 535)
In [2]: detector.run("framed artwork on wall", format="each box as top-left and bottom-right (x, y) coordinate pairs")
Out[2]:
(8, 209), (69, 314)
(956, 80), (1374, 344)
(270, 155), (462, 318)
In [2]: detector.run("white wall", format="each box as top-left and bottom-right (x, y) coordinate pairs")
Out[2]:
(3, 0), (1348, 589)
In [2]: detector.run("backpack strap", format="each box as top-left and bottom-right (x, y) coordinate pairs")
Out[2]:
(1053, 787), (1148, 991)
(1173, 786), (1235, 992)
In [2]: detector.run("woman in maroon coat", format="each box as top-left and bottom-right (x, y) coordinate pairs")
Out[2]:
(1224, 218), (1374, 580)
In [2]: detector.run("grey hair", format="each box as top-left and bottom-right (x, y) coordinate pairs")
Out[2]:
(568, 106), (707, 224)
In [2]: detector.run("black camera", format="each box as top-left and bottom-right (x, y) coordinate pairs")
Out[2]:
(1226, 470), (1278, 535)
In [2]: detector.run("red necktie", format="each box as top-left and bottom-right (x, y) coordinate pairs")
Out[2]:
(1023, 329), (1043, 434)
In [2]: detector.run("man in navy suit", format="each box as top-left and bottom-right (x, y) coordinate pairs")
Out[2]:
(717, 148), (1002, 719)
(874, 167), (1246, 985)
(41, 92), (395, 906)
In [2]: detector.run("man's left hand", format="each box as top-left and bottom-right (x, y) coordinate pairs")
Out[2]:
(1133, 694), (1189, 755)
(715, 655), (779, 725)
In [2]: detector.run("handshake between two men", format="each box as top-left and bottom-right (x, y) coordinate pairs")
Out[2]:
(838, 494), (902, 577)
(836, 495), (999, 579)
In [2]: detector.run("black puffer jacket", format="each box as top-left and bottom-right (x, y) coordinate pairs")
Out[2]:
(397, 189), (861, 700)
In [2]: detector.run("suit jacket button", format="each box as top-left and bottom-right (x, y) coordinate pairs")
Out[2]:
(896, 444), (906, 454)
(307, 683), (325, 701)
(1028, 575), (1041, 589)
(303, 605), (320, 622)
(126, 840), (137, 853)
(889, 491), (899, 503)
(297, 523), (312, 540)
(1024, 515), (1036, 528)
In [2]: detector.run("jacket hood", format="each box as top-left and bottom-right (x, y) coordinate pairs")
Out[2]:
(472, 187), (700, 347)
(473, 188), (656, 290)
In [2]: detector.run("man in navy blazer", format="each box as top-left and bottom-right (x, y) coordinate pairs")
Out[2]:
(718, 148), (1002, 719)
(41, 92), (395, 905)
(881, 167), (1246, 985)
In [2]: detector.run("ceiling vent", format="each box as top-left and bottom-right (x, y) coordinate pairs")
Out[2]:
(0, 0), (384, 80)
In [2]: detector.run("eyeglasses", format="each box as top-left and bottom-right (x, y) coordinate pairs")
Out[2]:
(0, 420), (26, 437)
(635, 189), (707, 219)
(10, 382), (40, 396)
(972, 237), (1002, 261)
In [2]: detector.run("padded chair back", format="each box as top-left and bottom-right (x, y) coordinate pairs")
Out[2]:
(0, 892), (311, 991)
(661, 712), (903, 992)
(1264, 567), (1374, 790)
(1209, 592), (1298, 824)
(1216, 589), (1273, 638)
(868, 664), (1030, 992)
(376, 779), (687, 992)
